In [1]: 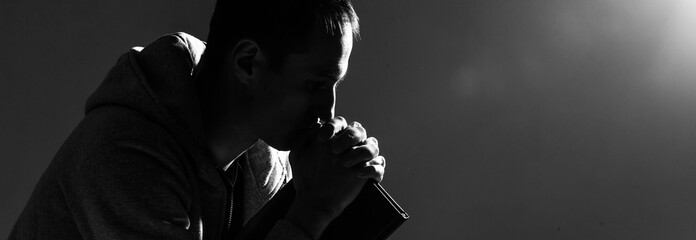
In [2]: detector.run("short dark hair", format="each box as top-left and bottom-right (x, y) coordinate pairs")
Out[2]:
(204, 0), (359, 68)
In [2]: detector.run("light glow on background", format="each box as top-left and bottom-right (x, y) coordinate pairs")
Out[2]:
(4, 0), (696, 239)
(652, 0), (696, 90)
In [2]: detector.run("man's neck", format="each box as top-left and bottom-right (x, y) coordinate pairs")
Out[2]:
(195, 59), (258, 168)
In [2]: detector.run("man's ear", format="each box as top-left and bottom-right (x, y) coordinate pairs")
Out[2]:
(230, 39), (262, 86)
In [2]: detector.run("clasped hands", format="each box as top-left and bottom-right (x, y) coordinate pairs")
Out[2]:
(289, 116), (385, 220)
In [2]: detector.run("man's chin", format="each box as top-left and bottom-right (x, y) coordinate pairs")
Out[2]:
(262, 123), (318, 151)
(260, 133), (297, 152)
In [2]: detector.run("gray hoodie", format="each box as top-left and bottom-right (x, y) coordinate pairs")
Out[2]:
(9, 32), (309, 240)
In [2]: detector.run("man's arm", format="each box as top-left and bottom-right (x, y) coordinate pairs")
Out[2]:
(235, 117), (385, 240)
(281, 117), (385, 239)
(66, 140), (198, 240)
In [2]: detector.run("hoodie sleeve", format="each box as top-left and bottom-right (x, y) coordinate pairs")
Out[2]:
(265, 220), (313, 240)
(65, 140), (199, 240)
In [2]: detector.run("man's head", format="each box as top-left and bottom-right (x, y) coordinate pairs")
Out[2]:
(206, 0), (359, 69)
(201, 0), (359, 151)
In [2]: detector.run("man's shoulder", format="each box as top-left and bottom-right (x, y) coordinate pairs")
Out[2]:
(62, 105), (180, 167)
(138, 32), (206, 68)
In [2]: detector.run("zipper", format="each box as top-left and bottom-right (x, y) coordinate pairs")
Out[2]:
(225, 187), (234, 239)
(219, 162), (236, 240)
(222, 155), (247, 240)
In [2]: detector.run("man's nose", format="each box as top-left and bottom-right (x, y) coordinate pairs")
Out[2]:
(314, 89), (336, 122)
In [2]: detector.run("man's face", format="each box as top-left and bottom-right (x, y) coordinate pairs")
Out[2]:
(248, 23), (354, 150)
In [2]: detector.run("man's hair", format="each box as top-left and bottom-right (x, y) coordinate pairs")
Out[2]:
(204, 0), (360, 69)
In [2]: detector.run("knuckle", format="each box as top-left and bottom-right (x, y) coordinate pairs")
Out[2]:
(344, 127), (358, 136)
(352, 146), (373, 159)
(350, 121), (363, 129)
(328, 117), (346, 130)
(363, 139), (379, 155)
(365, 146), (378, 158)
(359, 165), (376, 174)
(340, 129), (361, 143)
(350, 129), (364, 140)
(336, 132), (353, 144)
(356, 126), (367, 137)
(370, 137), (378, 145)
(330, 121), (341, 131)
(366, 137), (378, 147)
(368, 144), (379, 157)
(335, 116), (346, 123)
(375, 165), (384, 176)
(370, 165), (382, 174)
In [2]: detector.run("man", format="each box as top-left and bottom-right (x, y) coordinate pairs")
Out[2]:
(9, 0), (385, 239)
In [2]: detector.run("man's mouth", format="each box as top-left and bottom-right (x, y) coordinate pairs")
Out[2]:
(303, 118), (323, 129)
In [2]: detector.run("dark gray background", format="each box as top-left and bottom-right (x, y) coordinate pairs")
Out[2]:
(3, 0), (696, 239)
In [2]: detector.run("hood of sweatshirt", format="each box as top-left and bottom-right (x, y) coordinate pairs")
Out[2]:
(85, 32), (210, 167)
(84, 32), (290, 223)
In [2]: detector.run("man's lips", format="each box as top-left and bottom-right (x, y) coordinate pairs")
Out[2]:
(300, 118), (323, 130)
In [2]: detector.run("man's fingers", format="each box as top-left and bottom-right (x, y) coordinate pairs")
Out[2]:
(341, 138), (379, 167)
(317, 116), (347, 141)
(356, 156), (386, 183)
(330, 122), (367, 154)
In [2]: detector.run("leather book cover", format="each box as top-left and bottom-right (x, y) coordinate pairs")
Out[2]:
(236, 180), (409, 240)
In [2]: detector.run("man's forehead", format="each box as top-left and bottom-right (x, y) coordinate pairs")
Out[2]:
(310, 26), (353, 56)
(290, 24), (353, 78)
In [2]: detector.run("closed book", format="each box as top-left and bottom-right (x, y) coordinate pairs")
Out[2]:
(236, 180), (409, 240)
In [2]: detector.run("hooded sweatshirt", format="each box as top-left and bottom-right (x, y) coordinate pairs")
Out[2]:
(9, 32), (310, 240)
